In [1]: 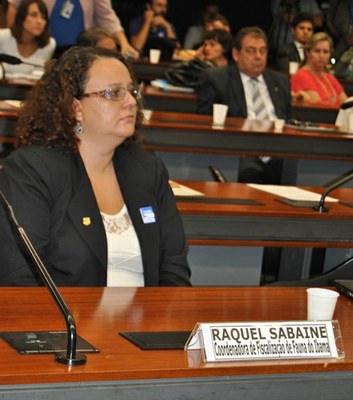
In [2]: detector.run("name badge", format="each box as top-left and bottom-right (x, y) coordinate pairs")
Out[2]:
(185, 321), (344, 362)
(60, 1), (74, 19)
(139, 206), (156, 224)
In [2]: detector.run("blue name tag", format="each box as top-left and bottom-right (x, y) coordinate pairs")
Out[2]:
(139, 206), (156, 224)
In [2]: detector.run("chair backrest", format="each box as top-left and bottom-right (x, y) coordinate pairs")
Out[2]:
(208, 165), (227, 183)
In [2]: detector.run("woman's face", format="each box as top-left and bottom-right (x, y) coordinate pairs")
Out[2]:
(203, 38), (225, 63)
(22, 2), (47, 38)
(76, 57), (138, 150)
(306, 40), (331, 71)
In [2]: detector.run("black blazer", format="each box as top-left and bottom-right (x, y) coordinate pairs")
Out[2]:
(195, 64), (291, 120)
(275, 42), (302, 73)
(0, 143), (191, 287)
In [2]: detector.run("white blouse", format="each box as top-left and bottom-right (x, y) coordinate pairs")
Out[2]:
(0, 28), (56, 77)
(101, 205), (144, 287)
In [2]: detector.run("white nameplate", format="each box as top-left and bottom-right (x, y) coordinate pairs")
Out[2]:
(185, 321), (344, 362)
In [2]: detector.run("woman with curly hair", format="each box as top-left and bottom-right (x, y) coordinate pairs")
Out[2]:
(0, 0), (55, 77)
(0, 46), (191, 287)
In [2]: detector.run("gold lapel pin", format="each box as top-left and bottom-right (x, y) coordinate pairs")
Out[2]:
(82, 217), (91, 226)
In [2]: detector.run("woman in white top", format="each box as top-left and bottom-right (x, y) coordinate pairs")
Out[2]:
(0, 0), (55, 77)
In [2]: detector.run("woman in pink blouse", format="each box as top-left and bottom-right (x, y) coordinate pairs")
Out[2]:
(291, 32), (347, 105)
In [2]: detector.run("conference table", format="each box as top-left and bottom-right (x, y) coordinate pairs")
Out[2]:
(175, 181), (353, 247)
(0, 286), (352, 400)
(1, 103), (353, 185)
(174, 181), (353, 282)
(0, 79), (340, 124)
(143, 85), (340, 123)
(142, 110), (353, 185)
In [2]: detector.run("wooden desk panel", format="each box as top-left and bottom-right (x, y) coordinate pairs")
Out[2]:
(0, 286), (352, 400)
(143, 86), (339, 123)
(142, 111), (353, 161)
(176, 181), (353, 247)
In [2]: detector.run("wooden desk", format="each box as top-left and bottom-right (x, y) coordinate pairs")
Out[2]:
(131, 59), (172, 82)
(143, 86), (339, 123)
(291, 101), (339, 124)
(142, 111), (353, 184)
(176, 181), (353, 247)
(143, 85), (197, 113)
(0, 78), (34, 100)
(142, 111), (352, 160)
(1, 106), (352, 185)
(176, 181), (353, 282)
(0, 286), (352, 400)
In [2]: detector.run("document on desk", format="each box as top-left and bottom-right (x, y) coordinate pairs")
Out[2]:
(4, 100), (22, 109)
(169, 181), (204, 197)
(248, 184), (338, 202)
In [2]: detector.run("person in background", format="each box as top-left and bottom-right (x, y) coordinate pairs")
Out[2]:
(0, 46), (191, 287)
(78, 27), (116, 50)
(6, 0), (139, 59)
(195, 26), (290, 185)
(275, 12), (314, 73)
(177, 13), (231, 61)
(291, 32), (347, 104)
(194, 28), (232, 67)
(129, 0), (178, 57)
(0, 0), (55, 77)
(183, 0), (219, 50)
(326, 0), (353, 61)
(269, 0), (323, 57)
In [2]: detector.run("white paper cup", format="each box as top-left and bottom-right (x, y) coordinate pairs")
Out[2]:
(307, 288), (339, 321)
(274, 119), (285, 131)
(149, 49), (161, 64)
(142, 109), (153, 122)
(213, 104), (228, 126)
(289, 61), (299, 75)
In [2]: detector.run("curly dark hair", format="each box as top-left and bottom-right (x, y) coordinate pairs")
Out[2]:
(16, 46), (143, 152)
(11, 0), (51, 48)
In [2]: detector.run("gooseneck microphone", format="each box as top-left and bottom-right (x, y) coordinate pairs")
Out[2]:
(0, 190), (86, 366)
(0, 53), (44, 68)
(313, 171), (353, 213)
(0, 53), (44, 82)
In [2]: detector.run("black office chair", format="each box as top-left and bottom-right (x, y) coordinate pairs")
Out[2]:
(266, 256), (353, 287)
(208, 165), (227, 183)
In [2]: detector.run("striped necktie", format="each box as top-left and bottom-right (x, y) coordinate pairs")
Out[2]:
(251, 78), (269, 120)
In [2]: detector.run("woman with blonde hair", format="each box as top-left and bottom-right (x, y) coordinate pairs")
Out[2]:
(291, 32), (347, 105)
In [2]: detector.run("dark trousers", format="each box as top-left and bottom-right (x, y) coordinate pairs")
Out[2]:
(238, 156), (283, 184)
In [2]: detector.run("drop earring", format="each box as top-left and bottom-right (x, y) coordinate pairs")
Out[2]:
(75, 121), (83, 135)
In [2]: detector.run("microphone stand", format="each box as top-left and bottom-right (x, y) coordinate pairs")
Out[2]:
(313, 171), (353, 213)
(0, 191), (86, 365)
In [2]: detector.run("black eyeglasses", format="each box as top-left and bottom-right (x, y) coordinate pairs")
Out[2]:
(82, 85), (141, 101)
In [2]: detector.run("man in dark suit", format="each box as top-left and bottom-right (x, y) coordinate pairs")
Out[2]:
(195, 26), (291, 184)
(275, 13), (314, 74)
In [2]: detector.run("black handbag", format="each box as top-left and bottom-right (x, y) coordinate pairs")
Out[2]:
(164, 58), (212, 88)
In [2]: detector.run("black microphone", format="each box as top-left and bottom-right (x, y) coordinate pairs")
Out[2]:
(0, 53), (44, 68)
(340, 100), (353, 110)
(0, 190), (87, 366)
(313, 171), (353, 212)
